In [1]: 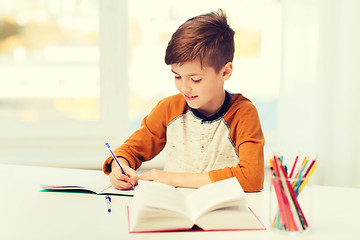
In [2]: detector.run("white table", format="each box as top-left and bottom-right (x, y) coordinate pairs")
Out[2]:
(0, 164), (359, 240)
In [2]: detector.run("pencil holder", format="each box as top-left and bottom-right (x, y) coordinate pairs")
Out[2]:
(270, 174), (312, 234)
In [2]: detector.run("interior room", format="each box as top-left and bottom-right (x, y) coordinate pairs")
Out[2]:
(1, 0), (359, 187)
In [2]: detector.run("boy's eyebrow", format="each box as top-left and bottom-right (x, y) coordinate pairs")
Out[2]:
(171, 69), (202, 77)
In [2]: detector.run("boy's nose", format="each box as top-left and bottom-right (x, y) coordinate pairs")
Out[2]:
(181, 79), (192, 93)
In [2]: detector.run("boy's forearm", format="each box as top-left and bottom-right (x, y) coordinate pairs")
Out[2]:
(171, 172), (212, 188)
(138, 169), (212, 188)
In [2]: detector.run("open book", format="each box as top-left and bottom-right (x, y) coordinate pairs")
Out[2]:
(40, 168), (134, 196)
(128, 177), (265, 233)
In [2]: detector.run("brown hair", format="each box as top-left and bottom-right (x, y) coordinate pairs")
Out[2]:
(165, 9), (235, 73)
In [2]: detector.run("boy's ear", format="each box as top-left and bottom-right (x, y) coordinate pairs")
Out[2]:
(221, 62), (233, 80)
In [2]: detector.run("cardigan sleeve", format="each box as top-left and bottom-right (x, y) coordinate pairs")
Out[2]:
(103, 100), (168, 174)
(208, 101), (265, 192)
(103, 94), (186, 175)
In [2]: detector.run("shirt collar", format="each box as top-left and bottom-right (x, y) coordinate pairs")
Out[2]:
(191, 91), (230, 122)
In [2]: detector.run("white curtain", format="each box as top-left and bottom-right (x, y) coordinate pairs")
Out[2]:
(278, 0), (360, 187)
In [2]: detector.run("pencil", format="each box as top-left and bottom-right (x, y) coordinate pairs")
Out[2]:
(303, 157), (317, 178)
(271, 172), (290, 230)
(272, 157), (295, 230)
(270, 153), (317, 231)
(294, 155), (308, 179)
(289, 154), (299, 178)
(278, 162), (308, 229)
(271, 158), (290, 230)
(298, 162), (318, 194)
(277, 159), (304, 230)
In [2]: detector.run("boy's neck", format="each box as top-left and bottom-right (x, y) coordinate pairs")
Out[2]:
(191, 91), (230, 121)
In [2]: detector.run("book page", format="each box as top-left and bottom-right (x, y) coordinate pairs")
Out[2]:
(128, 205), (192, 232)
(134, 180), (189, 215)
(40, 168), (113, 194)
(195, 205), (265, 230)
(129, 180), (193, 232)
(187, 177), (247, 221)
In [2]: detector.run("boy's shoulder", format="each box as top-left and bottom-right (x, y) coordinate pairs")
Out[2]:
(153, 94), (188, 124)
(153, 93), (188, 118)
(228, 92), (254, 107)
(227, 92), (258, 116)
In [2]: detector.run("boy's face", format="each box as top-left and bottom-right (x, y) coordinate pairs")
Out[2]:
(171, 58), (231, 117)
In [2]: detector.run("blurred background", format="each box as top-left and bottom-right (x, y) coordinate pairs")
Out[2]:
(0, 0), (359, 188)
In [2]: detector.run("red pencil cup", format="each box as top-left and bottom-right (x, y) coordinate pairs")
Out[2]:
(269, 174), (313, 234)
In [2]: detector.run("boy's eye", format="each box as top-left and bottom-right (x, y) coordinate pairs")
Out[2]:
(174, 76), (181, 79)
(192, 78), (202, 82)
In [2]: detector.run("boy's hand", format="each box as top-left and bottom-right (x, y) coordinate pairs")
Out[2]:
(109, 158), (138, 190)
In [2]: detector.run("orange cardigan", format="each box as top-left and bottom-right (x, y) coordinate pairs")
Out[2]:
(103, 92), (264, 192)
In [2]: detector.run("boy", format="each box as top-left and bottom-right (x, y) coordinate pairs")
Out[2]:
(103, 9), (264, 192)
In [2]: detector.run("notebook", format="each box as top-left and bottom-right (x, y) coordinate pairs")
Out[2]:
(40, 168), (134, 196)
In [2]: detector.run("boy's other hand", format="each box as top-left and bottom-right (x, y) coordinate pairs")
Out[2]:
(109, 160), (138, 190)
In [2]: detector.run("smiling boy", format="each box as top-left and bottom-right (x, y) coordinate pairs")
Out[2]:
(103, 10), (265, 192)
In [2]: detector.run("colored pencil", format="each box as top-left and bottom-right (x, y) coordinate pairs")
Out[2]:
(298, 162), (318, 194)
(271, 157), (291, 230)
(289, 154), (299, 178)
(276, 159), (301, 231)
(270, 154), (316, 231)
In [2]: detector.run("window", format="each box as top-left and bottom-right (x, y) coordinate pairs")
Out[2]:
(0, 0), (128, 144)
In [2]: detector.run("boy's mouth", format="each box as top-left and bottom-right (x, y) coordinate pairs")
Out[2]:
(184, 94), (198, 101)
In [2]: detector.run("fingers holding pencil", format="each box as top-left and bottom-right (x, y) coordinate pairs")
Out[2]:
(106, 143), (138, 190)
(110, 164), (138, 190)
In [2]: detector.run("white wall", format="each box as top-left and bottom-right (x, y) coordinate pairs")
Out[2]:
(278, 0), (360, 187)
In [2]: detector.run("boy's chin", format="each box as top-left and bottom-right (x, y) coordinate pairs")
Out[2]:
(186, 102), (199, 109)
